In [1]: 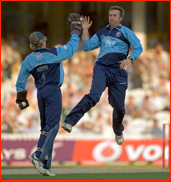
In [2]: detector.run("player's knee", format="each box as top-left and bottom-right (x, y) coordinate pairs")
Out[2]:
(113, 109), (125, 119)
(114, 109), (125, 115)
(42, 123), (59, 132)
(108, 99), (115, 108)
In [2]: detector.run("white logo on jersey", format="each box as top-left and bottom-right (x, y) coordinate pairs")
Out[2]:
(104, 39), (115, 46)
(34, 53), (42, 61)
(115, 31), (122, 38)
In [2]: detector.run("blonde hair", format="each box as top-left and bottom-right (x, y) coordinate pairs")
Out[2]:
(30, 37), (47, 51)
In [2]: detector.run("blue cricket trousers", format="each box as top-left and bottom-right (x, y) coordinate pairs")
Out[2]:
(37, 84), (62, 132)
(64, 63), (128, 136)
(36, 84), (61, 166)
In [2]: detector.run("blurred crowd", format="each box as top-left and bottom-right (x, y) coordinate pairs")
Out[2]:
(1, 34), (170, 139)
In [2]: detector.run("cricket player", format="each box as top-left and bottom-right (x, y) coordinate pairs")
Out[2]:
(62, 6), (143, 145)
(15, 13), (82, 176)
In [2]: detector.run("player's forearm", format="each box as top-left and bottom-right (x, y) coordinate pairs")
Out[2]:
(82, 29), (90, 41)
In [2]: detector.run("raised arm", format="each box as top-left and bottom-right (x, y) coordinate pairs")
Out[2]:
(57, 13), (82, 61)
(82, 16), (92, 41)
(82, 16), (100, 51)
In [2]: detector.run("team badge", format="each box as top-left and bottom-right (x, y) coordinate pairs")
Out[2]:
(34, 53), (42, 61)
(115, 31), (122, 38)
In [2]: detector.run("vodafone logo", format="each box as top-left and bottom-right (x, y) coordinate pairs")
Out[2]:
(92, 141), (168, 162)
(93, 141), (122, 162)
(126, 144), (162, 161)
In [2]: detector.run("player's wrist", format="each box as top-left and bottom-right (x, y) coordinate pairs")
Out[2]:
(128, 56), (134, 64)
(82, 28), (89, 32)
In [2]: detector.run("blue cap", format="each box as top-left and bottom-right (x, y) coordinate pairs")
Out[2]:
(30, 32), (46, 44)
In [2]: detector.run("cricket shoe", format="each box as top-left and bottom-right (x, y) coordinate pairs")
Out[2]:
(43, 169), (56, 176)
(28, 153), (44, 174)
(28, 153), (36, 165)
(29, 153), (55, 176)
(61, 122), (72, 133)
(115, 134), (124, 145)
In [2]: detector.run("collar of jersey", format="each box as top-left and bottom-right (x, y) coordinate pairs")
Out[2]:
(34, 48), (49, 53)
(106, 23), (122, 29)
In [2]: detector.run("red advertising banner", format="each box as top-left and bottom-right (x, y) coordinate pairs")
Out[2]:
(1, 139), (168, 165)
(72, 139), (169, 163)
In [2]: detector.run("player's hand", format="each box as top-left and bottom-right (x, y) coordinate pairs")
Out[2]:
(16, 91), (29, 110)
(18, 101), (29, 110)
(82, 16), (92, 30)
(119, 59), (132, 70)
(67, 13), (81, 26)
(67, 13), (82, 36)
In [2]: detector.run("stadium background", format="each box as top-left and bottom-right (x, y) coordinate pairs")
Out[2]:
(1, 1), (170, 167)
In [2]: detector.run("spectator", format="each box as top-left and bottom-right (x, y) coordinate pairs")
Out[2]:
(150, 119), (162, 138)
(137, 95), (153, 119)
(155, 43), (170, 67)
(22, 117), (39, 134)
(148, 88), (166, 113)
(158, 75), (170, 98)
(125, 96), (138, 118)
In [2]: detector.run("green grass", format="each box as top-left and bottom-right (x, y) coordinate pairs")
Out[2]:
(1, 165), (170, 180)
(1, 172), (170, 180)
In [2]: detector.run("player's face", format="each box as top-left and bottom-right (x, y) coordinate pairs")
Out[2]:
(109, 10), (123, 28)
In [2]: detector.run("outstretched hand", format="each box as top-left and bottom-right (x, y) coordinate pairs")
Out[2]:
(67, 13), (82, 36)
(67, 13), (81, 26)
(82, 16), (92, 30)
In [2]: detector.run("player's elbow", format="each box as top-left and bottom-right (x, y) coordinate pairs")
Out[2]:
(70, 45), (79, 56)
(137, 46), (143, 56)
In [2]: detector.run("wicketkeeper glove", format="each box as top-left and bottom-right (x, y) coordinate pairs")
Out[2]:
(67, 13), (82, 36)
(16, 90), (29, 110)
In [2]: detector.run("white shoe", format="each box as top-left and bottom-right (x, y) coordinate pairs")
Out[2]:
(115, 134), (124, 145)
(29, 153), (45, 174)
(29, 153), (55, 176)
(28, 153), (34, 165)
(43, 169), (56, 176)
(61, 122), (72, 133)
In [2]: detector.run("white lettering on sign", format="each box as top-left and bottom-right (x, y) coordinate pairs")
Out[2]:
(1, 149), (26, 160)
(126, 145), (145, 161)
(92, 141), (122, 162)
(92, 141), (165, 162)
(13, 149), (26, 160)
(143, 145), (161, 161)
(2, 149), (14, 160)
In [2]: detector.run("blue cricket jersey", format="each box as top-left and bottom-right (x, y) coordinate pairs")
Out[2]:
(16, 34), (79, 92)
(83, 24), (143, 67)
